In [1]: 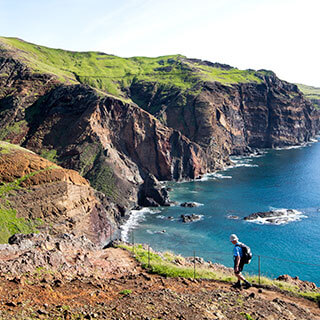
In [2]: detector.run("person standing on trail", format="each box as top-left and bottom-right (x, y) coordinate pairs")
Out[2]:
(230, 234), (252, 289)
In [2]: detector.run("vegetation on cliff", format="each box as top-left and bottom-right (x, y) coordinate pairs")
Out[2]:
(0, 143), (44, 242)
(0, 36), (265, 100)
(297, 83), (320, 108)
(0, 141), (117, 245)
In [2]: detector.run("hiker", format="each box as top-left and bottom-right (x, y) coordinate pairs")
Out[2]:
(230, 234), (252, 289)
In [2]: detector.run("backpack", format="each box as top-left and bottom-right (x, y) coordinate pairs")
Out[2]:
(236, 243), (252, 264)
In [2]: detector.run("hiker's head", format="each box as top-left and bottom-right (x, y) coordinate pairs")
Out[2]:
(230, 234), (238, 244)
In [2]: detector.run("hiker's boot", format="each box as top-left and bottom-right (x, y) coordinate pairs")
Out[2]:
(232, 281), (241, 289)
(243, 281), (252, 289)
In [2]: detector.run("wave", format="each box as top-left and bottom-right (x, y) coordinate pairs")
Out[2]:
(275, 145), (307, 151)
(246, 209), (307, 225)
(121, 208), (157, 241)
(200, 172), (232, 181)
(156, 215), (171, 220)
(226, 163), (259, 169)
(146, 229), (168, 235)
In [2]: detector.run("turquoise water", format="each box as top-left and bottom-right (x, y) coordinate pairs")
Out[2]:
(123, 141), (320, 285)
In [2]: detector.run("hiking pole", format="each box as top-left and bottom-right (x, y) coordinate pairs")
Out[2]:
(258, 255), (261, 285)
(193, 250), (196, 279)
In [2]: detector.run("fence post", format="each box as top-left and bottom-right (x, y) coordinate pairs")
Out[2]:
(132, 231), (135, 255)
(148, 245), (150, 269)
(258, 255), (261, 285)
(193, 250), (196, 279)
(109, 225), (112, 243)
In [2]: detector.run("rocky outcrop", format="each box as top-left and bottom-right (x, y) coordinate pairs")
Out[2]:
(0, 142), (118, 245)
(180, 202), (200, 208)
(0, 233), (137, 277)
(138, 174), (170, 207)
(276, 274), (318, 292)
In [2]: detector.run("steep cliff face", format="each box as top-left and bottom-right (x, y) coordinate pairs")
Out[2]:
(0, 142), (119, 244)
(0, 51), (210, 212)
(0, 37), (319, 219)
(130, 70), (319, 157)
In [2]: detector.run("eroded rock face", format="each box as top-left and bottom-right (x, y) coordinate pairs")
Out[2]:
(130, 73), (319, 157)
(0, 143), (118, 245)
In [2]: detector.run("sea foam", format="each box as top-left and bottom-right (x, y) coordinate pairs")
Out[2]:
(121, 208), (156, 242)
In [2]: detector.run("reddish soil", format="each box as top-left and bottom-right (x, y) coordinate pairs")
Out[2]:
(0, 248), (319, 320)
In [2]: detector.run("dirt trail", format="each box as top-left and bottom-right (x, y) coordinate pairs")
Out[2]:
(0, 248), (319, 319)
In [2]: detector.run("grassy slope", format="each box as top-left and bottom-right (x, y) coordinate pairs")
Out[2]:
(297, 83), (320, 101)
(0, 36), (263, 100)
(119, 244), (320, 305)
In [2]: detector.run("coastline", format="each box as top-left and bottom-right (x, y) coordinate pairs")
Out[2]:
(117, 137), (320, 285)
(119, 137), (320, 241)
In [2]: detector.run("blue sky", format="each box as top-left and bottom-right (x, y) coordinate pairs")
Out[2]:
(1, 0), (319, 86)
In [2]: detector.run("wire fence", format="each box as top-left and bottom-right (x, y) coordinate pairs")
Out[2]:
(126, 231), (320, 285)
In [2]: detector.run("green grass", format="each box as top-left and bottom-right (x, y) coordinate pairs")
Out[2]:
(40, 149), (57, 163)
(118, 243), (236, 281)
(118, 243), (320, 304)
(297, 83), (320, 108)
(119, 289), (132, 296)
(0, 120), (27, 141)
(0, 37), (265, 100)
(240, 313), (255, 320)
(297, 83), (320, 100)
(0, 206), (41, 243)
(0, 141), (34, 155)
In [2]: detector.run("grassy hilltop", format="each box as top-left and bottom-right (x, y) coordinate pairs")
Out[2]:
(0, 36), (265, 99)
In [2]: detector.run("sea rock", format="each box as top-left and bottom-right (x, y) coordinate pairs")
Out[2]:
(180, 202), (198, 208)
(244, 209), (300, 224)
(180, 214), (201, 223)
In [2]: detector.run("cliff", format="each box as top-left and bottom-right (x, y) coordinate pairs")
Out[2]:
(0, 142), (118, 244)
(0, 36), (319, 222)
(130, 63), (319, 156)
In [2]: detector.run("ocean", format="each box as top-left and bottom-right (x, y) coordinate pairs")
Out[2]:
(121, 139), (320, 285)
